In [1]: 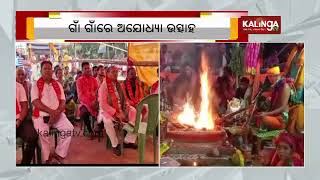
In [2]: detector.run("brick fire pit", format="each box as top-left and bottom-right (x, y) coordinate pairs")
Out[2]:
(165, 121), (227, 143)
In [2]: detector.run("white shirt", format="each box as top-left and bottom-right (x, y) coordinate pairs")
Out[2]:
(98, 81), (121, 120)
(31, 80), (65, 117)
(16, 82), (27, 119)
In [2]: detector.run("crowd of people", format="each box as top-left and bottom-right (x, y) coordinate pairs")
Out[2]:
(16, 61), (159, 164)
(160, 43), (304, 166)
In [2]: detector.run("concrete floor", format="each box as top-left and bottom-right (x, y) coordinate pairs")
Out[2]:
(16, 123), (158, 165)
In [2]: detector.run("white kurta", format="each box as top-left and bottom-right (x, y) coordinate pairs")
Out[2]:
(16, 82), (27, 119)
(31, 80), (74, 162)
(98, 81), (137, 148)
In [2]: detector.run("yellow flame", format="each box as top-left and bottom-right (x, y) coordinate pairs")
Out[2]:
(177, 100), (196, 127)
(177, 51), (215, 130)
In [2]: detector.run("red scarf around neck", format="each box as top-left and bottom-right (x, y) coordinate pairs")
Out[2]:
(125, 79), (141, 106)
(33, 77), (61, 118)
(106, 77), (120, 113)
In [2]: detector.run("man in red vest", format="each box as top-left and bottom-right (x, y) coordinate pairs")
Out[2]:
(31, 61), (74, 164)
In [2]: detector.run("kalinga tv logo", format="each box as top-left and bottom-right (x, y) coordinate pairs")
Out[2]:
(239, 16), (281, 34)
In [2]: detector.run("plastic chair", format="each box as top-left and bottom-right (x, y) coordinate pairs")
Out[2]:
(122, 94), (159, 164)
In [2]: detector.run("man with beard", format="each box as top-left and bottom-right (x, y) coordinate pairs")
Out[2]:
(121, 67), (144, 108)
(121, 67), (149, 130)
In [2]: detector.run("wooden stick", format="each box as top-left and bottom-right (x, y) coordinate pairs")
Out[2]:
(220, 105), (253, 121)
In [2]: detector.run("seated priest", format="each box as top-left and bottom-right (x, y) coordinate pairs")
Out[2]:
(255, 66), (291, 130)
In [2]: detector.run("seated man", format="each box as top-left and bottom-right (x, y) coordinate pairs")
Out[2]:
(77, 62), (99, 139)
(62, 68), (76, 123)
(63, 66), (74, 84)
(16, 81), (38, 164)
(96, 65), (105, 86)
(16, 67), (33, 117)
(121, 67), (145, 125)
(16, 68), (31, 101)
(235, 77), (252, 107)
(121, 67), (144, 102)
(98, 66), (137, 156)
(256, 66), (291, 130)
(31, 61), (74, 164)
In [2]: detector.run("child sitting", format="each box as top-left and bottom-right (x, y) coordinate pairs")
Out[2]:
(269, 132), (303, 166)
